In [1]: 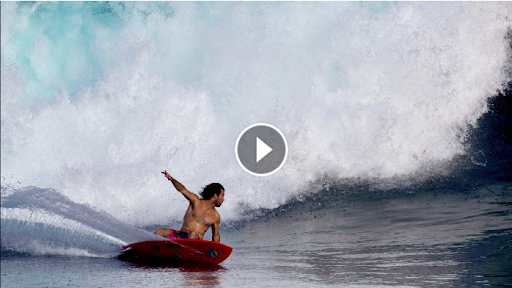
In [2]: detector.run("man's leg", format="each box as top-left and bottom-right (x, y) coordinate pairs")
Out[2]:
(154, 228), (172, 238)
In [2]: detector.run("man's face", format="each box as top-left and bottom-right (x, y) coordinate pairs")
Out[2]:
(214, 189), (225, 207)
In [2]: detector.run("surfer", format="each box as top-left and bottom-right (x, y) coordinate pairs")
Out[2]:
(154, 170), (225, 242)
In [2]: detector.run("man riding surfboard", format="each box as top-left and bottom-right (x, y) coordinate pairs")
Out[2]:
(154, 170), (225, 242)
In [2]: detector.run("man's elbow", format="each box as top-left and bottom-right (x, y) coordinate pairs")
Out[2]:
(213, 234), (220, 243)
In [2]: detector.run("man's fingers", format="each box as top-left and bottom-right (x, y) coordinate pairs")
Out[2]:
(161, 170), (171, 180)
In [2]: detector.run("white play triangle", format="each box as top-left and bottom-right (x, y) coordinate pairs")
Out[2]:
(256, 137), (273, 163)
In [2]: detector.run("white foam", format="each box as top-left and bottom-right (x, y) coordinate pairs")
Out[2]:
(1, 2), (511, 224)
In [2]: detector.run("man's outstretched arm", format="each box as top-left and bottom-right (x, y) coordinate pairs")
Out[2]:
(162, 170), (199, 204)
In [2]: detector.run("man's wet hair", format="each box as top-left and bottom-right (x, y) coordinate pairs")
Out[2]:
(200, 183), (224, 200)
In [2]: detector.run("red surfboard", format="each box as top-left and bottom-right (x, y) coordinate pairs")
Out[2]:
(121, 239), (233, 264)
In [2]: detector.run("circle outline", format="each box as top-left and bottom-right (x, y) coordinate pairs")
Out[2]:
(235, 123), (288, 177)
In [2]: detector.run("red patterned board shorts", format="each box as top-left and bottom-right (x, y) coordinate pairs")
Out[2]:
(167, 228), (200, 240)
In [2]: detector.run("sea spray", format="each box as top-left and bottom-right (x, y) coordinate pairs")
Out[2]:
(1, 2), (511, 225)
(0, 187), (161, 256)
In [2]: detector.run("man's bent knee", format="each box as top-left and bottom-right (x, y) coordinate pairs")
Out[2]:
(154, 228), (171, 238)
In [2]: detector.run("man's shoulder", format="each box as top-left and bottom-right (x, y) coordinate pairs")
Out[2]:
(206, 205), (219, 214)
(210, 207), (221, 220)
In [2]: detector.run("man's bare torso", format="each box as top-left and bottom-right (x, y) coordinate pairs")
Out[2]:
(181, 200), (220, 239)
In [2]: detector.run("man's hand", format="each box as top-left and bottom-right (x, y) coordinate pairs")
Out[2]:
(161, 170), (199, 204)
(162, 170), (173, 181)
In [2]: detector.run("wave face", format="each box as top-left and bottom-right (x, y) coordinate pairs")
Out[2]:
(1, 2), (511, 225)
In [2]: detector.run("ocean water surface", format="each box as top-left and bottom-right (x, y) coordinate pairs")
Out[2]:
(1, 2), (511, 287)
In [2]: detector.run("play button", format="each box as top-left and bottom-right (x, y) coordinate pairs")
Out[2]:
(256, 137), (272, 163)
(236, 123), (288, 176)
